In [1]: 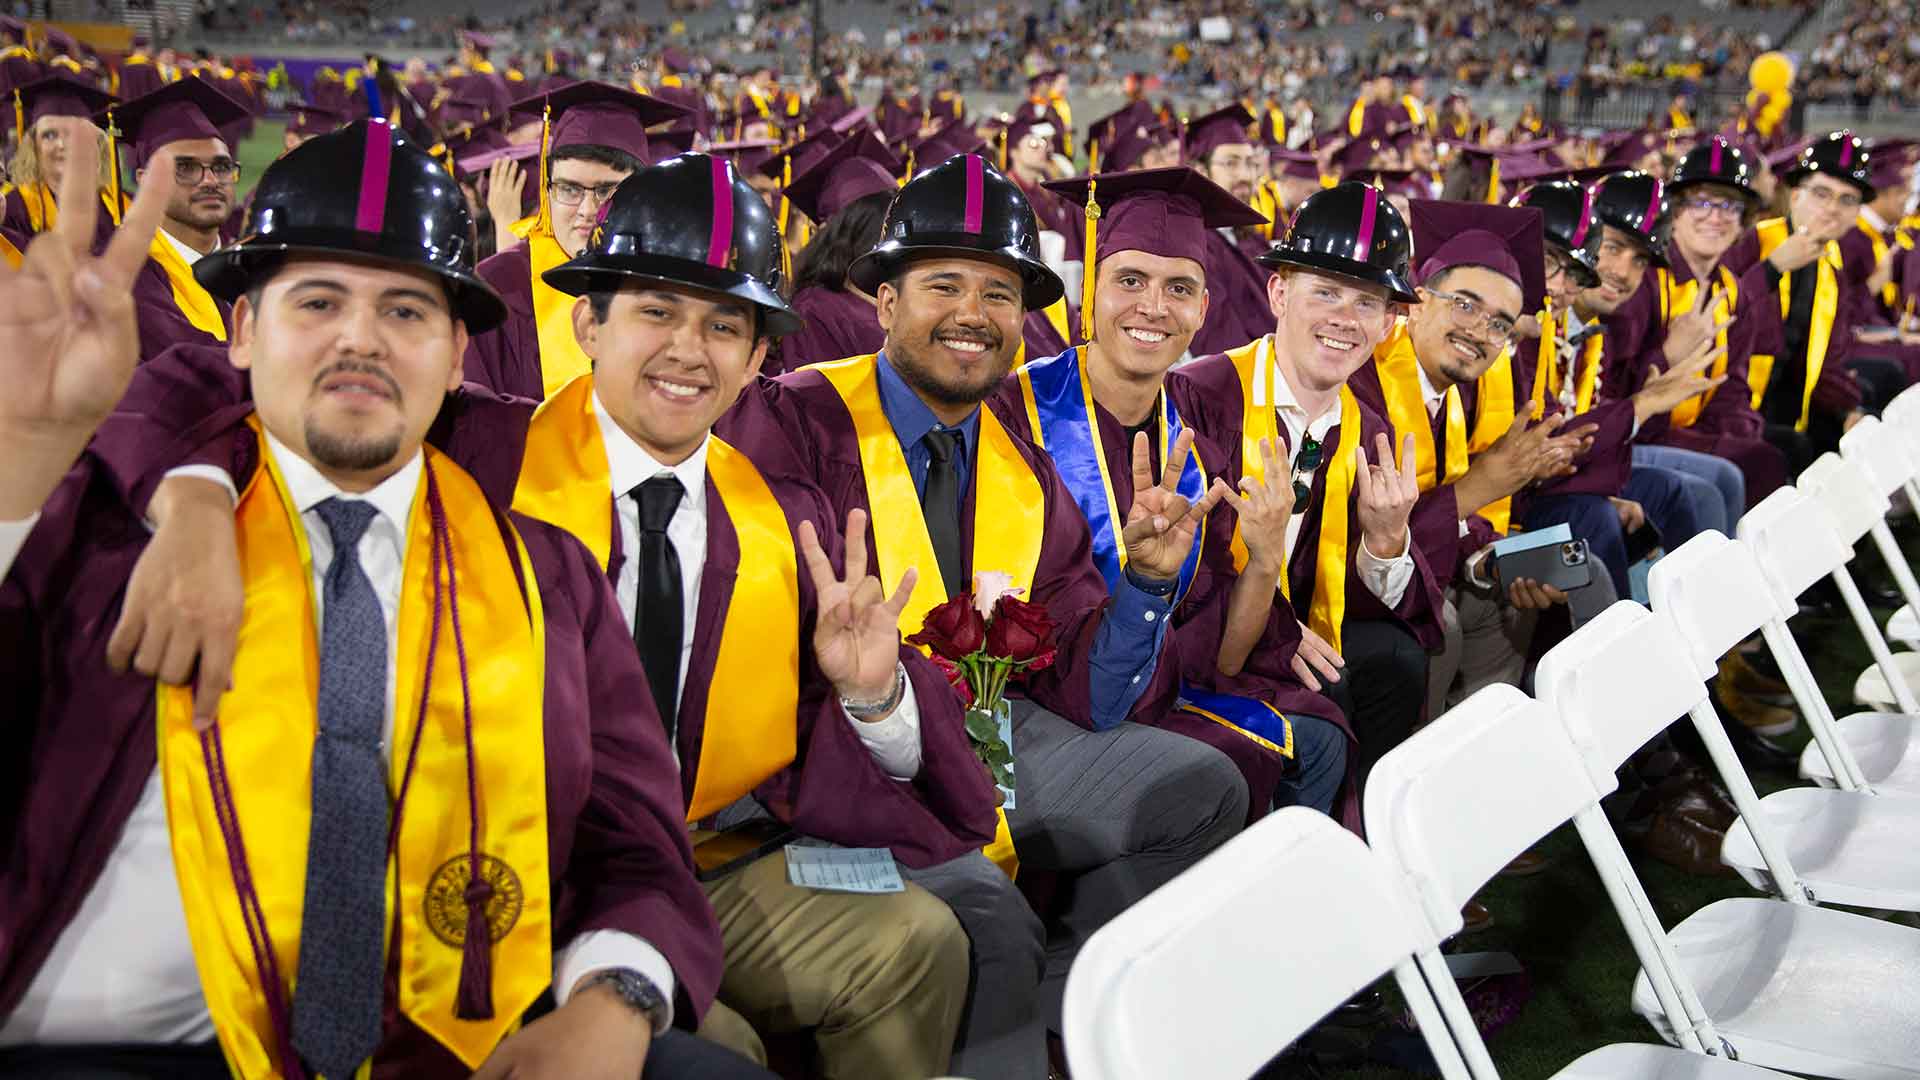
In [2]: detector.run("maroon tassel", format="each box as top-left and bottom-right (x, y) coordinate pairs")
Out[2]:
(455, 866), (496, 1019)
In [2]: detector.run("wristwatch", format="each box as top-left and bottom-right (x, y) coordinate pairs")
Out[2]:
(1124, 565), (1179, 597)
(578, 967), (671, 1034)
(841, 661), (907, 720)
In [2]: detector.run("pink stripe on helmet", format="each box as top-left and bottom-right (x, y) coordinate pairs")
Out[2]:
(1839, 131), (1855, 167)
(354, 119), (393, 234)
(1572, 184), (1595, 246)
(963, 154), (984, 234)
(1709, 137), (1725, 174)
(1353, 184), (1379, 254)
(1642, 177), (1663, 236)
(705, 156), (733, 268)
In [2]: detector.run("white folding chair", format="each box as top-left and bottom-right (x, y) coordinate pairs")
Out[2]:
(1648, 529), (1920, 904)
(1535, 601), (1920, 1078)
(1737, 489), (1920, 791)
(1877, 385), (1920, 494)
(1840, 417), (1920, 648)
(1364, 683), (1788, 1079)
(1794, 451), (1920, 712)
(1060, 807), (1472, 1080)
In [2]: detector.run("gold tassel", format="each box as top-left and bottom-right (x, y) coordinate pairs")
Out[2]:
(1088, 138), (1099, 174)
(997, 129), (1007, 171)
(903, 147), (914, 184)
(536, 101), (552, 233)
(1079, 176), (1099, 343)
(104, 107), (123, 226)
(1485, 157), (1500, 205)
(11, 88), (21, 140)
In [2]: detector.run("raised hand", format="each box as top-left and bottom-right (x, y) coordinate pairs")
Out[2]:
(1634, 334), (1729, 423)
(800, 508), (916, 708)
(1290, 623), (1344, 692)
(486, 157), (527, 251)
(1121, 429), (1226, 582)
(1766, 229), (1828, 275)
(1221, 437), (1293, 571)
(1355, 432), (1419, 559)
(1662, 281), (1727, 366)
(0, 120), (176, 518)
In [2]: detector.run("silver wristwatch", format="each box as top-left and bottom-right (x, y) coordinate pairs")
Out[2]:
(841, 661), (908, 719)
(579, 967), (670, 1034)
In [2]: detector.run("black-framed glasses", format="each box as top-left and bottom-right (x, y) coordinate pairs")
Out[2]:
(548, 178), (622, 207)
(1290, 433), (1323, 511)
(1800, 184), (1863, 211)
(1425, 286), (1518, 342)
(1679, 196), (1745, 220)
(173, 157), (240, 184)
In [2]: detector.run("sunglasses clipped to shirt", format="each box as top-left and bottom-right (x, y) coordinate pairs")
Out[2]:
(1291, 433), (1323, 513)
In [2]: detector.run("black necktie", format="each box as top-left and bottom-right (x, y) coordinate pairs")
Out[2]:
(633, 475), (685, 740)
(921, 428), (965, 599)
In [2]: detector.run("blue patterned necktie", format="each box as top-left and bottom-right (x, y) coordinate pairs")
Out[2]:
(291, 498), (390, 1080)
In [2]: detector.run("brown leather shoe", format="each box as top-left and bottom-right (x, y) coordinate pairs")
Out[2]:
(1720, 652), (1793, 705)
(1461, 898), (1495, 933)
(1638, 808), (1733, 877)
(1718, 678), (1799, 738)
(1498, 847), (1554, 877)
(1663, 784), (1738, 834)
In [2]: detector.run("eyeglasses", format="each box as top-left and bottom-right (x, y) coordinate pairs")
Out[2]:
(1210, 153), (1260, 174)
(1799, 183), (1863, 211)
(173, 157), (240, 184)
(1679, 196), (1745, 220)
(1424, 286), (1518, 342)
(1290, 433), (1322, 511)
(1545, 253), (1577, 282)
(548, 178), (622, 207)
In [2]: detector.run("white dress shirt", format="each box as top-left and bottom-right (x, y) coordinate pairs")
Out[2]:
(592, 392), (924, 779)
(157, 224), (207, 266)
(0, 433), (675, 1045)
(1250, 336), (1415, 609)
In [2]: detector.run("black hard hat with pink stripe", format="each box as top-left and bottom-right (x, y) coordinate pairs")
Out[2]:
(846, 152), (1065, 310)
(542, 152), (802, 337)
(1587, 171), (1669, 268)
(1781, 129), (1875, 200)
(1256, 181), (1418, 304)
(196, 117), (507, 332)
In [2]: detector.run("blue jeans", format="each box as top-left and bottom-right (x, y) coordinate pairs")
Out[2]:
(1633, 444), (1744, 535)
(1274, 714), (1347, 816)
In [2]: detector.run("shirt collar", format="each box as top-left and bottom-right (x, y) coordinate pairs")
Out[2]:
(1861, 207), (1891, 234)
(592, 386), (711, 511)
(262, 426), (422, 535)
(1414, 356), (1447, 410)
(159, 224), (206, 264)
(876, 349), (980, 457)
(1264, 338), (1344, 439)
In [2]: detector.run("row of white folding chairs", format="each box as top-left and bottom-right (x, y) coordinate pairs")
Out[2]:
(1062, 601), (1920, 1079)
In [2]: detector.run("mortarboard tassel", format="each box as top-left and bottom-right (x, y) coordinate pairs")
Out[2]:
(902, 147), (914, 185)
(1079, 176), (1099, 343)
(103, 107), (123, 227)
(1088, 137), (1099, 174)
(11, 89), (20, 143)
(997, 129), (1007, 171)
(536, 100), (552, 234)
(1484, 157), (1500, 205)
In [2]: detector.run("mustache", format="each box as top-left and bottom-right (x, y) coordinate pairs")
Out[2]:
(313, 360), (403, 401)
(929, 322), (1002, 348)
(1446, 332), (1487, 359)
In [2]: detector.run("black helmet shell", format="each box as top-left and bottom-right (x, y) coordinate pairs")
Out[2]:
(1256, 181), (1417, 303)
(196, 118), (506, 333)
(1588, 171), (1669, 269)
(1781, 130), (1873, 200)
(1513, 179), (1602, 288)
(847, 153), (1065, 310)
(1667, 136), (1759, 204)
(542, 153), (802, 338)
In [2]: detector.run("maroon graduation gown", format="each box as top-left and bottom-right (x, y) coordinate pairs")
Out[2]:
(0, 443), (722, 1075)
(462, 241), (545, 404)
(1170, 349), (1446, 655)
(1720, 224), (1867, 422)
(989, 370), (1348, 825)
(115, 57), (166, 100)
(1, 186), (120, 250)
(131, 252), (231, 364)
(774, 285), (884, 376)
(720, 364), (1183, 733)
(1191, 229), (1276, 358)
(83, 343), (998, 870)
(1345, 359), (1494, 583)
(1504, 316), (1637, 502)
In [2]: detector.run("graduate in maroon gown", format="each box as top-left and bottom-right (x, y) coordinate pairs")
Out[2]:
(462, 82), (687, 403)
(1183, 104), (1279, 356)
(0, 74), (118, 247)
(1174, 183), (1444, 787)
(0, 117), (750, 1080)
(1009, 167), (1356, 827)
(771, 131), (902, 374)
(720, 152), (1248, 1080)
(114, 35), (167, 99)
(110, 78), (250, 362)
(0, 16), (40, 111)
(1002, 109), (1080, 244)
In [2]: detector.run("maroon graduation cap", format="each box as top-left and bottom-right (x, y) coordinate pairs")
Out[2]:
(1182, 102), (1256, 163)
(1043, 166), (1265, 338)
(108, 76), (249, 168)
(1868, 138), (1917, 194)
(1102, 120), (1181, 173)
(755, 125), (845, 185)
(12, 72), (117, 130)
(782, 128), (902, 223)
(510, 80), (687, 165)
(1270, 148), (1322, 180)
(286, 100), (349, 139)
(1408, 198), (1547, 315)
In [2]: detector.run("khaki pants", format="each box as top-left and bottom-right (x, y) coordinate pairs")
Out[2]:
(694, 849), (969, 1080)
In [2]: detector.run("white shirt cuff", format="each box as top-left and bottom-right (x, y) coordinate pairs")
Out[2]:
(0, 513), (40, 582)
(552, 929), (678, 1034)
(1357, 528), (1415, 609)
(844, 675), (923, 781)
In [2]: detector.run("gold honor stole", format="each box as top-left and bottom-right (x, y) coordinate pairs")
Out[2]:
(815, 354), (1045, 876)
(1225, 336), (1361, 653)
(1858, 219), (1899, 309)
(3, 183), (120, 234)
(0, 229), (18, 269)
(1373, 324), (1468, 492)
(1749, 217), (1840, 431)
(513, 374), (801, 821)
(1466, 316), (1534, 535)
(1657, 264), (1737, 428)
(147, 231), (228, 341)
(157, 418), (550, 1076)
(1015, 346), (1293, 760)
(528, 229), (596, 399)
